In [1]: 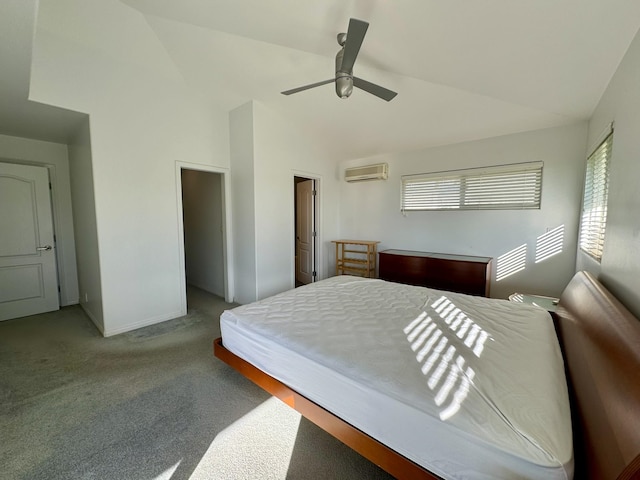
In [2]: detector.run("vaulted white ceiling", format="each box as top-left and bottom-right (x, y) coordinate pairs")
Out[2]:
(110, 0), (640, 159)
(0, 1), (86, 143)
(2, 0), (640, 159)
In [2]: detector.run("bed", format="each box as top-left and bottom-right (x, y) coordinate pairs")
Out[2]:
(213, 271), (640, 479)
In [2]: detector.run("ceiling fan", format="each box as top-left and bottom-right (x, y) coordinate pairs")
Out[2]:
(281, 18), (397, 102)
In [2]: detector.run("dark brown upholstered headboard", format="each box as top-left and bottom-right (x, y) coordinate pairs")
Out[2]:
(556, 271), (640, 480)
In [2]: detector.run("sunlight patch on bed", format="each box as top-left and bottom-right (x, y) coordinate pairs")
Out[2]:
(188, 397), (301, 480)
(404, 296), (491, 421)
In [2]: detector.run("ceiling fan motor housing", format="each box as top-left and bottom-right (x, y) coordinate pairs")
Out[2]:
(335, 48), (353, 98)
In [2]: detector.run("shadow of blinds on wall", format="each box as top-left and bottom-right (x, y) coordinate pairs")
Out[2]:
(401, 161), (543, 212)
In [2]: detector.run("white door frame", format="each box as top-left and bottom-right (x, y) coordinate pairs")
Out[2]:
(292, 170), (322, 285)
(295, 178), (315, 285)
(175, 161), (234, 311)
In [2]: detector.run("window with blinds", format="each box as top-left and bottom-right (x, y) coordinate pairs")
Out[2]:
(579, 132), (613, 261)
(401, 161), (543, 211)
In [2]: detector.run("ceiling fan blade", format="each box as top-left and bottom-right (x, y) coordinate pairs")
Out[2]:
(353, 77), (397, 101)
(340, 18), (368, 73)
(281, 79), (334, 95)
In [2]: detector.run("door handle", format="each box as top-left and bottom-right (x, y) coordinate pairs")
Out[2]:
(37, 245), (52, 251)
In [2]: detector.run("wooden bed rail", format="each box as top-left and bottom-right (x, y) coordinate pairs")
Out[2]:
(213, 337), (442, 480)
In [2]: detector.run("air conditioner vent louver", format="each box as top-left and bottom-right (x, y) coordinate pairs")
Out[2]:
(345, 163), (388, 182)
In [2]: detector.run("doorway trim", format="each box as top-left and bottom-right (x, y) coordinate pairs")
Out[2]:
(176, 161), (234, 312)
(292, 170), (322, 286)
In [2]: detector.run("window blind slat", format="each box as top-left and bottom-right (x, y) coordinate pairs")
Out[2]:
(401, 161), (543, 211)
(579, 133), (613, 261)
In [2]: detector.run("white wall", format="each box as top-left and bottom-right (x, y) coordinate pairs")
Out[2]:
(181, 169), (225, 297)
(0, 133), (79, 307)
(30, 0), (230, 335)
(579, 27), (640, 317)
(68, 119), (104, 331)
(253, 102), (341, 299)
(339, 123), (588, 299)
(229, 101), (341, 303)
(229, 102), (258, 305)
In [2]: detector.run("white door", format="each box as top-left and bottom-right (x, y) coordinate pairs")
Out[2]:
(0, 163), (59, 321)
(295, 179), (315, 285)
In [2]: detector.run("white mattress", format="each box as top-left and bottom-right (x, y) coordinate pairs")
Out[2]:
(220, 276), (573, 480)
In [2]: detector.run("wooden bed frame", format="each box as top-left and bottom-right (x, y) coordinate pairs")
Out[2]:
(214, 271), (640, 479)
(554, 272), (640, 480)
(213, 337), (439, 479)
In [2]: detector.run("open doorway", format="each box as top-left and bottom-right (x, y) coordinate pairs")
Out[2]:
(179, 167), (229, 310)
(294, 176), (317, 287)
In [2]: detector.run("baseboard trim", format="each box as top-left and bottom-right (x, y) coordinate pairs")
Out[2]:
(102, 310), (184, 337)
(80, 303), (105, 336)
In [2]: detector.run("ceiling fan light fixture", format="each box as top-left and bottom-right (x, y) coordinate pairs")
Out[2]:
(336, 74), (353, 99)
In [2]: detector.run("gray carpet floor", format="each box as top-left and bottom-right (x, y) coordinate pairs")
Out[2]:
(0, 287), (393, 480)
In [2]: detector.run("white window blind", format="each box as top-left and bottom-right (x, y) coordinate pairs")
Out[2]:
(579, 132), (613, 261)
(401, 161), (543, 211)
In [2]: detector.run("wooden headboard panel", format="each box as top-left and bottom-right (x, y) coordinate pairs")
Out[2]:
(556, 271), (640, 480)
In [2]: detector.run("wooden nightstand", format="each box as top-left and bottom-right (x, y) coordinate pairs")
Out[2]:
(509, 293), (559, 313)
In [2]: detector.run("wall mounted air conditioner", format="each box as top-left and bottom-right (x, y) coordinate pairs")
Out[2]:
(344, 163), (388, 182)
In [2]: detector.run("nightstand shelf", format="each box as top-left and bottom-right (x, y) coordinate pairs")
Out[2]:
(509, 293), (559, 313)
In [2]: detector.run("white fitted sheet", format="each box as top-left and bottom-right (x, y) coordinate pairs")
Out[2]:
(220, 276), (573, 480)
